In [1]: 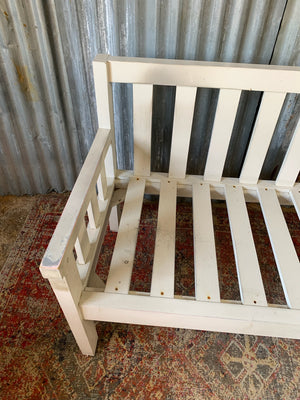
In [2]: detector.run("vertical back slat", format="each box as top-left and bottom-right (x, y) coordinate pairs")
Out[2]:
(204, 89), (241, 182)
(104, 145), (115, 179)
(93, 56), (117, 172)
(109, 204), (121, 232)
(93, 56), (113, 130)
(87, 189), (101, 229)
(276, 118), (300, 187)
(105, 177), (145, 294)
(225, 185), (267, 306)
(75, 221), (90, 264)
(192, 183), (220, 302)
(133, 84), (153, 176)
(258, 187), (300, 308)
(239, 92), (286, 184)
(151, 180), (177, 298)
(169, 86), (197, 178)
(97, 166), (108, 201)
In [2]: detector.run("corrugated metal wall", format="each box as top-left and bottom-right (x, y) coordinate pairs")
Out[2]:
(0, 0), (299, 195)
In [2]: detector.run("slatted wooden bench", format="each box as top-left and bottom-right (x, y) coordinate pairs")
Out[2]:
(40, 55), (300, 355)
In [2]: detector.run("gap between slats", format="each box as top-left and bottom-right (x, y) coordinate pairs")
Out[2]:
(105, 177), (145, 294)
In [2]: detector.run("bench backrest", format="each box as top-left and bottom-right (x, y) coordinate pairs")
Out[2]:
(93, 55), (300, 187)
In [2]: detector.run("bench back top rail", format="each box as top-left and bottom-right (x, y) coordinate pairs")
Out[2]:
(93, 55), (300, 187)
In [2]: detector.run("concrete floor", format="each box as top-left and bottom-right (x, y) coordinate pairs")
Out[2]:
(0, 195), (36, 271)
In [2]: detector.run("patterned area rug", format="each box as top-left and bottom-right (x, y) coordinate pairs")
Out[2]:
(1, 193), (300, 399)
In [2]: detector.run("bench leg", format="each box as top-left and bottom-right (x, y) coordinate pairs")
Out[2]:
(49, 277), (98, 355)
(109, 204), (121, 232)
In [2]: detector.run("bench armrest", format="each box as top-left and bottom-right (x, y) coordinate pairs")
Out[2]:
(40, 128), (114, 278)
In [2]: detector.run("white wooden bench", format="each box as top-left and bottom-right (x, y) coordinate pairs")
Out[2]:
(40, 55), (300, 355)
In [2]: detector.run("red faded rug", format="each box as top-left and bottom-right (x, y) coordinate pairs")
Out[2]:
(1, 193), (300, 399)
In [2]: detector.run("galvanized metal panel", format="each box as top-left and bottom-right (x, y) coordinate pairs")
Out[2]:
(0, 0), (84, 194)
(261, 0), (300, 180)
(0, 0), (299, 194)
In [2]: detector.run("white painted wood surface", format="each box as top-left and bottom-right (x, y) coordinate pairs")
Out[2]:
(96, 55), (300, 93)
(192, 183), (220, 302)
(87, 273), (106, 290)
(133, 84), (153, 176)
(76, 181), (115, 288)
(114, 170), (295, 205)
(276, 117), (300, 187)
(75, 221), (90, 265)
(87, 189), (101, 229)
(97, 166), (108, 201)
(105, 177), (145, 294)
(151, 179), (177, 298)
(225, 185), (267, 306)
(239, 92), (286, 184)
(104, 144), (116, 179)
(80, 291), (300, 340)
(204, 89), (241, 182)
(49, 255), (98, 355)
(84, 186), (115, 289)
(93, 56), (112, 130)
(93, 56), (118, 177)
(109, 205), (121, 232)
(169, 86), (197, 178)
(291, 187), (300, 220)
(258, 187), (300, 308)
(40, 128), (113, 274)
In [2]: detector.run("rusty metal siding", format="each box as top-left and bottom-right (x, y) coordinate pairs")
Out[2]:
(0, 0), (299, 194)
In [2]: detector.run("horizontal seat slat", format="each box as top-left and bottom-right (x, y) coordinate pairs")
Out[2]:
(133, 84), (153, 176)
(169, 86), (197, 179)
(105, 177), (145, 294)
(151, 180), (177, 298)
(192, 183), (220, 302)
(239, 92), (286, 184)
(225, 185), (267, 306)
(204, 89), (241, 182)
(258, 187), (300, 308)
